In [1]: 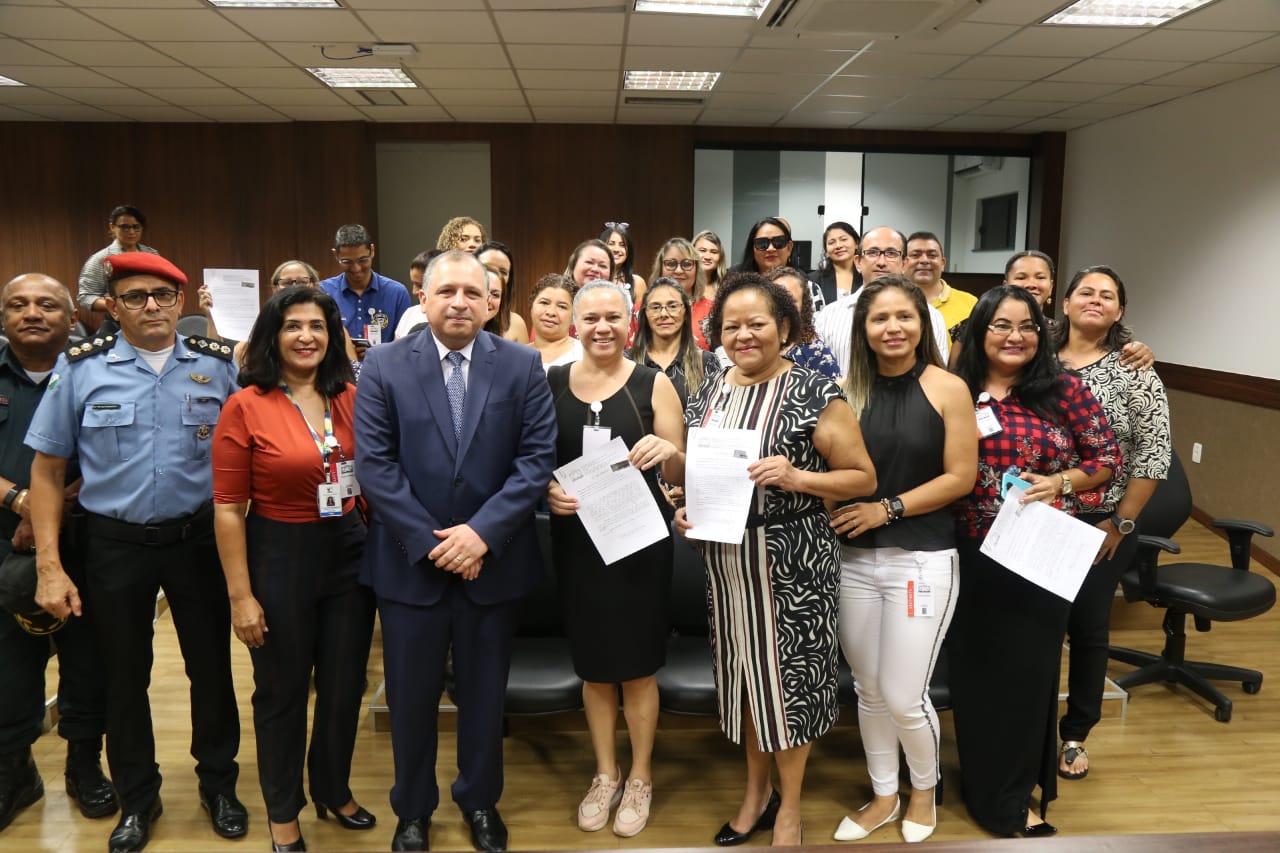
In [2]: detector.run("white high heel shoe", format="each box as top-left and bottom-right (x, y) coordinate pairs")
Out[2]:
(833, 796), (900, 842)
(901, 799), (936, 843)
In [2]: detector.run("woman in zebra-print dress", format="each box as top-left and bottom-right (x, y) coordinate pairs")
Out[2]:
(673, 273), (877, 846)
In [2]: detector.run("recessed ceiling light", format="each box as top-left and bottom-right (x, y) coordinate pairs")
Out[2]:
(624, 70), (721, 91)
(1043, 0), (1216, 27)
(208, 1), (342, 8)
(634, 0), (768, 18)
(307, 67), (417, 88)
(0, 75), (26, 86)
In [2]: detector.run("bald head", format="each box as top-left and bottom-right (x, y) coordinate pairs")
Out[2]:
(3, 273), (75, 313)
(856, 226), (907, 282)
(2, 273), (76, 363)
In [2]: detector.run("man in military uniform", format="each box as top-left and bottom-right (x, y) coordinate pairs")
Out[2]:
(0, 274), (116, 833)
(27, 253), (246, 853)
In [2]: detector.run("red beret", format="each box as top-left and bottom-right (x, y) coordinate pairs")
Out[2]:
(104, 252), (188, 288)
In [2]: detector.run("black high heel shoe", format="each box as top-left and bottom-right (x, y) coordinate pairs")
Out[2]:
(1019, 821), (1057, 837)
(315, 801), (377, 830)
(714, 790), (781, 846)
(271, 836), (306, 852)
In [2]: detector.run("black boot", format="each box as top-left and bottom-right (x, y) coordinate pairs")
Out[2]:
(65, 739), (118, 819)
(0, 748), (44, 832)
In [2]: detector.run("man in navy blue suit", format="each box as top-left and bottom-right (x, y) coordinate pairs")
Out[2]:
(354, 250), (556, 852)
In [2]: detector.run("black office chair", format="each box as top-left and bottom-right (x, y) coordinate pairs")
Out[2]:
(656, 532), (718, 716)
(1108, 451), (1276, 722)
(176, 313), (209, 338)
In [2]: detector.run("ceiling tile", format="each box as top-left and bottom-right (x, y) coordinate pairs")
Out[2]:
(82, 9), (251, 41)
(274, 104), (366, 120)
(932, 114), (1022, 131)
(47, 87), (166, 106)
(518, 69), (617, 90)
(147, 87), (255, 106)
(0, 66), (118, 87)
(1152, 61), (1271, 87)
(884, 96), (988, 114)
(1049, 58), (1189, 84)
(1214, 34), (1280, 63)
(531, 105), (612, 123)
(819, 76), (919, 98)
(624, 46), (740, 72)
(357, 105), (452, 122)
(237, 87), (344, 105)
(627, 13), (752, 48)
(0, 87), (77, 106)
(714, 71), (828, 95)
(855, 113), (947, 129)
(0, 105), (43, 120)
(269, 44), (384, 66)
(872, 23), (1018, 56)
(985, 26), (1143, 59)
(0, 6), (129, 40)
(108, 105), (208, 121)
(445, 105), (533, 122)
(969, 100), (1074, 117)
(697, 109), (782, 126)
(616, 105), (698, 124)
(732, 48), (857, 75)
(403, 44), (511, 68)
(70, 0), (204, 7)
(412, 69), (518, 89)
(358, 11), (497, 43)
(195, 105), (288, 122)
(523, 89), (616, 107)
(1004, 80), (1123, 101)
(964, 0), (1074, 25)
(794, 94), (898, 113)
(1167, 0), (1280, 30)
(1051, 102), (1141, 121)
(1010, 116), (1091, 132)
(1102, 29), (1268, 63)
(429, 88), (526, 107)
(151, 41), (291, 68)
(1095, 83), (1198, 105)
(100, 67), (220, 87)
(944, 55), (1078, 80)
(706, 92), (804, 111)
(504, 44), (618, 71)
(202, 67), (316, 87)
(909, 78), (1026, 98)
(218, 9), (377, 42)
(27, 39), (179, 67)
(0, 38), (69, 65)
(776, 113), (859, 128)
(21, 103), (128, 120)
(842, 51), (966, 77)
(345, 0), (485, 7)
(494, 12), (623, 45)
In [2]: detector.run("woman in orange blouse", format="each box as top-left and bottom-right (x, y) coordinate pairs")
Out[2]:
(212, 286), (374, 852)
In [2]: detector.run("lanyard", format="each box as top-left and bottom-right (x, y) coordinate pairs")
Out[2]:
(281, 385), (339, 478)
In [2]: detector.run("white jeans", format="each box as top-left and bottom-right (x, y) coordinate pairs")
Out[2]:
(838, 545), (957, 795)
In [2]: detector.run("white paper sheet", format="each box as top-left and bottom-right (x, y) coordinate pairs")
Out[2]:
(683, 426), (761, 545)
(203, 268), (261, 341)
(980, 495), (1107, 602)
(553, 436), (669, 566)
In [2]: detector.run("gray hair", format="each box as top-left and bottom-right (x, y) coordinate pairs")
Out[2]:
(573, 279), (630, 319)
(333, 223), (372, 249)
(424, 249), (486, 292)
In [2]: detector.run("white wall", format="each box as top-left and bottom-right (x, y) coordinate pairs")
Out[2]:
(862, 153), (949, 242)
(375, 141), (492, 282)
(823, 151), (864, 233)
(1060, 66), (1280, 379)
(694, 148), (735, 257)
(948, 157), (1030, 274)
(778, 150), (825, 268)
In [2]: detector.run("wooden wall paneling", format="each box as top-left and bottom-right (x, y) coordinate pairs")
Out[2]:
(1158, 361), (1280, 411)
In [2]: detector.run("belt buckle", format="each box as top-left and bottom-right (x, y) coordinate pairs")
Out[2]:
(143, 526), (162, 546)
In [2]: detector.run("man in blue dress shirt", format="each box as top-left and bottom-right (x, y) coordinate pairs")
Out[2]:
(27, 252), (247, 853)
(319, 223), (412, 359)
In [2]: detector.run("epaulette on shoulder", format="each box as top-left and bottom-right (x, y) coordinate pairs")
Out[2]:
(185, 335), (235, 361)
(66, 334), (118, 362)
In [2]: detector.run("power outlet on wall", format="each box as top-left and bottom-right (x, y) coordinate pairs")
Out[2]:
(1192, 442), (1203, 464)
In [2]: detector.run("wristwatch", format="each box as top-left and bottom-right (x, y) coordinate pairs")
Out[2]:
(888, 497), (905, 521)
(1059, 473), (1074, 496)
(1112, 515), (1136, 535)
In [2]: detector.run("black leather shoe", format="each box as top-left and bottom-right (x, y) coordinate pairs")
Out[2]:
(462, 808), (507, 852)
(108, 796), (162, 853)
(65, 739), (118, 819)
(1019, 821), (1058, 837)
(198, 787), (248, 839)
(315, 800), (376, 829)
(391, 816), (430, 851)
(0, 748), (44, 832)
(714, 789), (780, 846)
(271, 833), (307, 851)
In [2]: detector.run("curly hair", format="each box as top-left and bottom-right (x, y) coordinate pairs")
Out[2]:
(435, 216), (487, 252)
(764, 266), (817, 344)
(705, 271), (801, 354)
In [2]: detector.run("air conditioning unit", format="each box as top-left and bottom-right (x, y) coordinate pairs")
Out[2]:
(765, 0), (981, 37)
(954, 155), (1004, 177)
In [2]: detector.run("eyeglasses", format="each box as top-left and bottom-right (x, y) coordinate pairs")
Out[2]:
(906, 250), (941, 261)
(753, 235), (790, 251)
(275, 277), (314, 288)
(646, 302), (685, 316)
(337, 256), (372, 267)
(661, 258), (697, 272)
(114, 223), (143, 231)
(860, 248), (902, 260)
(116, 289), (180, 310)
(987, 321), (1040, 336)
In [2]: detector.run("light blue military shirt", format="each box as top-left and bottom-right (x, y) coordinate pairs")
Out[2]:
(24, 333), (239, 524)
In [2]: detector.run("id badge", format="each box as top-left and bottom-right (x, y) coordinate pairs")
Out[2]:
(317, 482), (343, 517)
(975, 405), (1002, 438)
(582, 425), (612, 455)
(907, 580), (935, 618)
(337, 459), (361, 497)
(366, 322), (382, 346)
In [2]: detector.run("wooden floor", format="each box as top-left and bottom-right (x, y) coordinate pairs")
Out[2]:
(15, 518), (1280, 852)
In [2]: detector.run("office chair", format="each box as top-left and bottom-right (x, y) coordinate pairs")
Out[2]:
(656, 532), (718, 716)
(1108, 451), (1276, 722)
(176, 313), (209, 338)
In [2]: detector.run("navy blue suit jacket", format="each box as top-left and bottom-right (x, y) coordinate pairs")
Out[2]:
(354, 328), (557, 607)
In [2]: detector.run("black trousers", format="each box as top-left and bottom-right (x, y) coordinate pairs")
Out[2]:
(245, 510), (374, 823)
(85, 525), (240, 813)
(0, 564), (106, 756)
(1060, 512), (1140, 743)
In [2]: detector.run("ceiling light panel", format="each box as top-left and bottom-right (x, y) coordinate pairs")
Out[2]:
(624, 70), (721, 91)
(1044, 0), (1217, 27)
(307, 67), (417, 88)
(0, 76), (27, 86)
(634, 0), (769, 19)
(208, 1), (342, 7)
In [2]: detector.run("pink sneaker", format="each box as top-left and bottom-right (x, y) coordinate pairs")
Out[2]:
(578, 771), (622, 832)
(613, 778), (652, 837)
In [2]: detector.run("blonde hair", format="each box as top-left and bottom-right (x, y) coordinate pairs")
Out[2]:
(435, 216), (487, 251)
